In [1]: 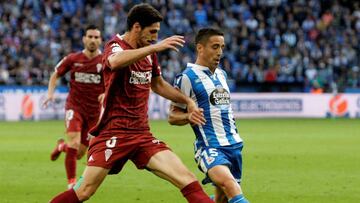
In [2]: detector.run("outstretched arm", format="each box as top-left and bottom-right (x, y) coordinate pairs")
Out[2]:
(152, 76), (205, 126)
(108, 35), (185, 70)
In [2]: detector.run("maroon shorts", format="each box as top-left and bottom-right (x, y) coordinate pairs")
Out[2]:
(65, 109), (97, 147)
(87, 132), (170, 174)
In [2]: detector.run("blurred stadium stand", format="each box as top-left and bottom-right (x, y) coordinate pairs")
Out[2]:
(0, 0), (359, 93)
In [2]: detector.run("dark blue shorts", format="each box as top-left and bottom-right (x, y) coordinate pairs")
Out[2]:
(194, 142), (244, 185)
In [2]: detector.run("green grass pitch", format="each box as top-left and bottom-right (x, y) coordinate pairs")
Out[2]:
(0, 119), (359, 203)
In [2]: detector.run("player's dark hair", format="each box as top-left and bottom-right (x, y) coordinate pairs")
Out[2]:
(195, 28), (224, 45)
(85, 24), (99, 32)
(84, 24), (100, 35)
(127, 3), (163, 30)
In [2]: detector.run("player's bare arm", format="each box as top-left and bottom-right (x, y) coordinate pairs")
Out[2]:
(107, 35), (184, 70)
(168, 104), (205, 126)
(42, 71), (60, 108)
(151, 76), (205, 125)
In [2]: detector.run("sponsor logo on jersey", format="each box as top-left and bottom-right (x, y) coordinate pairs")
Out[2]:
(74, 63), (83, 67)
(129, 70), (152, 85)
(210, 87), (230, 106)
(74, 72), (101, 84)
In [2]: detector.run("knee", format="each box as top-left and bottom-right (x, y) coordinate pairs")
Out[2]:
(76, 154), (84, 160)
(76, 151), (86, 160)
(180, 167), (197, 180)
(67, 141), (80, 150)
(178, 169), (197, 186)
(185, 170), (197, 181)
(218, 178), (240, 193)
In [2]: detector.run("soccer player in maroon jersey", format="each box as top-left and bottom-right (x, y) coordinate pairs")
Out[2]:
(49, 3), (213, 203)
(43, 25), (104, 189)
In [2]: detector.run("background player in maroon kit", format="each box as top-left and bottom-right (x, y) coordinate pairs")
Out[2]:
(49, 3), (213, 203)
(43, 25), (104, 189)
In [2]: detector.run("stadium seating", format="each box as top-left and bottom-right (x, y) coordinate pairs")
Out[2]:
(0, 0), (359, 92)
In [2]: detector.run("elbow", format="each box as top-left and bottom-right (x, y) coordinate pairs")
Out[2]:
(151, 84), (160, 95)
(167, 113), (187, 126)
(108, 60), (119, 70)
(167, 115), (176, 125)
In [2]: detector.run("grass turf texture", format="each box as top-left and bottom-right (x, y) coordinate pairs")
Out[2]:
(0, 119), (359, 203)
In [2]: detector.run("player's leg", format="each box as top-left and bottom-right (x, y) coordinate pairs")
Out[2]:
(77, 118), (92, 160)
(146, 150), (214, 203)
(65, 131), (81, 188)
(214, 186), (228, 203)
(75, 166), (109, 201)
(49, 166), (109, 203)
(208, 165), (245, 202)
(76, 143), (87, 160)
(147, 150), (196, 188)
(197, 146), (249, 203)
(61, 109), (84, 188)
(50, 138), (67, 161)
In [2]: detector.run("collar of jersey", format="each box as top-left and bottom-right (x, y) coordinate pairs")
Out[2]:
(116, 33), (135, 49)
(187, 63), (217, 76)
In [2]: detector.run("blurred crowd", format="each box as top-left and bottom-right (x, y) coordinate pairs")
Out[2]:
(1, 0), (360, 92)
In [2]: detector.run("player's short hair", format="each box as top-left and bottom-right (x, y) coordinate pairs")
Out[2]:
(195, 28), (224, 45)
(84, 24), (100, 35)
(127, 3), (163, 30)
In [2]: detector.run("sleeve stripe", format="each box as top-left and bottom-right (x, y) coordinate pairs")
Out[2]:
(54, 57), (66, 72)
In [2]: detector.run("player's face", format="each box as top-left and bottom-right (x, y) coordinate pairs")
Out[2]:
(83, 29), (102, 52)
(198, 35), (225, 69)
(138, 22), (160, 47)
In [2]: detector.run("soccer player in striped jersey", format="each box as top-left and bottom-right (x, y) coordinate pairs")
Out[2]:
(169, 28), (249, 203)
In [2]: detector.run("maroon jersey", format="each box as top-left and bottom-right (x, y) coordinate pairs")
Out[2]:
(89, 34), (161, 136)
(55, 52), (104, 117)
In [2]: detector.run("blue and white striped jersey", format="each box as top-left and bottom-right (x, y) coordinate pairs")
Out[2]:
(173, 63), (242, 149)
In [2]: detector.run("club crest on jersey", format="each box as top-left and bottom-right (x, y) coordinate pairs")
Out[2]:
(209, 87), (230, 107)
(96, 63), (102, 73)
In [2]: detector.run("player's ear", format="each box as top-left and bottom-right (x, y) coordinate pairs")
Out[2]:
(82, 36), (86, 44)
(196, 43), (203, 54)
(133, 22), (141, 33)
